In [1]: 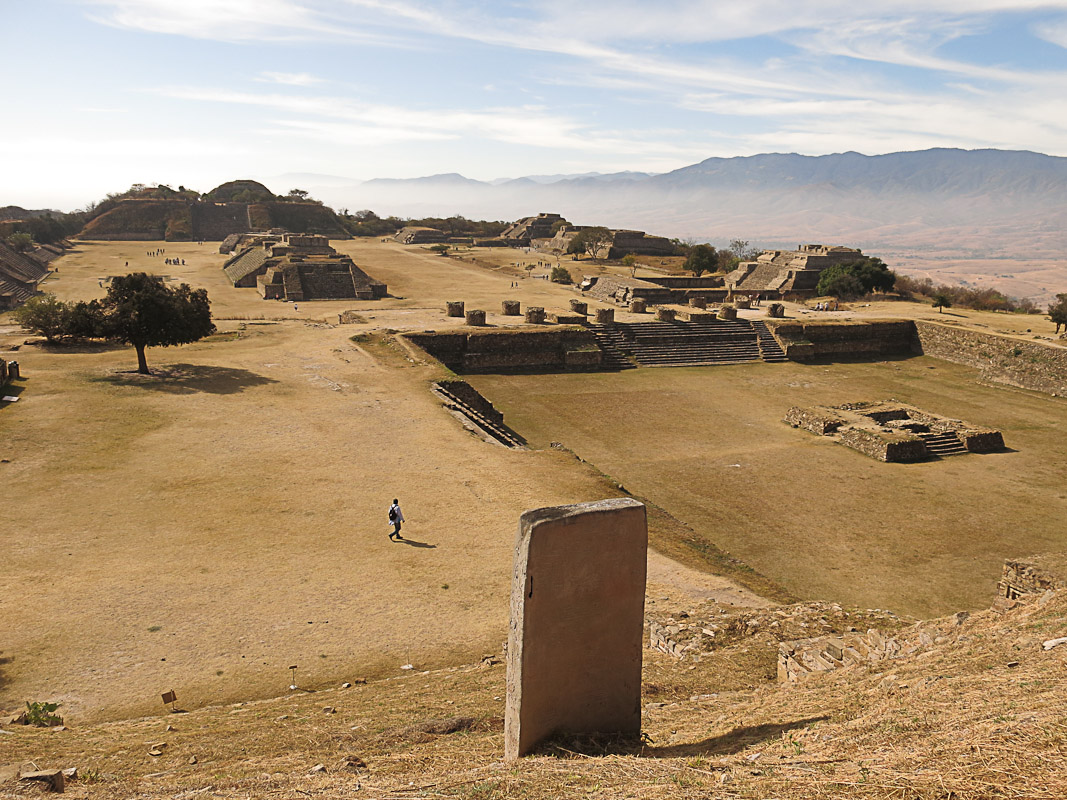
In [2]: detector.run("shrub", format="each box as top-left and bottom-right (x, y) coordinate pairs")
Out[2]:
(550, 265), (573, 284)
(21, 701), (63, 727)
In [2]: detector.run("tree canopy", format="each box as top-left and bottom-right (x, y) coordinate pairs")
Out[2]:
(932, 291), (953, 313)
(684, 243), (718, 276)
(102, 273), (215, 373)
(566, 227), (613, 260)
(1049, 293), (1067, 334)
(817, 257), (896, 299)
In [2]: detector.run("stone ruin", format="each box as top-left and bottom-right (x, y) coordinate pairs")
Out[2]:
(727, 243), (863, 297)
(393, 226), (447, 245)
(500, 213), (567, 247)
(785, 401), (1005, 462)
(998, 555), (1067, 600)
(533, 225), (674, 259)
(222, 234), (386, 301)
(505, 498), (647, 759)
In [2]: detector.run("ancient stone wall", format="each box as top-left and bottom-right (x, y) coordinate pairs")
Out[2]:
(783, 406), (845, 435)
(998, 555), (1067, 599)
(839, 427), (927, 462)
(914, 320), (1067, 396)
(436, 380), (504, 425)
(405, 328), (604, 373)
(766, 319), (916, 360)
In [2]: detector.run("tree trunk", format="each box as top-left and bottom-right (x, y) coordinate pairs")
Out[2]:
(135, 343), (150, 374)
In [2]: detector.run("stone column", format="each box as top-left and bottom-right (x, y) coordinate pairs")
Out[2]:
(502, 300), (521, 316)
(525, 307), (546, 324)
(689, 296), (707, 309)
(570, 299), (588, 315)
(465, 309), (486, 326)
(505, 498), (647, 760)
(629, 299), (647, 313)
(446, 301), (465, 317)
(718, 305), (738, 321)
(594, 308), (615, 325)
(655, 307), (676, 322)
(767, 303), (785, 318)
(735, 297), (751, 309)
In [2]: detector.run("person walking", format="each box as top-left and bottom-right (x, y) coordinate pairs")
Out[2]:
(388, 499), (405, 540)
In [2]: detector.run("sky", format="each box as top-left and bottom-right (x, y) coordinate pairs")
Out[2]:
(7, 0), (1067, 210)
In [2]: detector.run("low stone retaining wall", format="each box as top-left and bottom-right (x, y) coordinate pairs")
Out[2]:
(766, 319), (916, 360)
(436, 379), (505, 425)
(914, 320), (1067, 396)
(405, 328), (603, 373)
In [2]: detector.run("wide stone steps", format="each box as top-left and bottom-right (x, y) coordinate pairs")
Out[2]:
(433, 385), (525, 448)
(920, 432), (968, 456)
(592, 320), (788, 367)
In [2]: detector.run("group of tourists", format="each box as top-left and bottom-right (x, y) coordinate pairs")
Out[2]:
(813, 300), (839, 311)
(163, 257), (186, 266)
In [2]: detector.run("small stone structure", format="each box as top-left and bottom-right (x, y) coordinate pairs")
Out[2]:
(394, 226), (446, 244)
(549, 311), (585, 325)
(654, 307), (676, 322)
(998, 555), (1067, 600)
(726, 243), (864, 297)
(525, 307), (546, 324)
(224, 234), (386, 300)
(767, 302), (785, 318)
(735, 297), (751, 309)
(465, 309), (486, 326)
(447, 301), (465, 317)
(768, 319), (916, 360)
(569, 299), (588, 315)
(505, 498), (647, 759)
(595, 308), (615, 325)
(785, 401), (1005, 462)
(718, 305), (738, 321)
(502, 300), (521, 316)
(500, 213), (567, 247)
(689, 296), (707, 309)
(629, 299), (646, 313)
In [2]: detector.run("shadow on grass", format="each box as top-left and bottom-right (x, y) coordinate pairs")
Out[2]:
(540, 716), (829, 759)
(0, 651), (10, 693)
(1, 381), (25, 409)
(31, 340), (128, 354)
(98, 363), (279, 395)
(397, 538), (436, 549)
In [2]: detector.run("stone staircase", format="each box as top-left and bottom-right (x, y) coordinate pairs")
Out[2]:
(593, 320), (786, 368)
(750, 319), (789, 362)
(919, 431), (968, 457)
(432, 382), (525, 448)
(588, 327), (637, 370)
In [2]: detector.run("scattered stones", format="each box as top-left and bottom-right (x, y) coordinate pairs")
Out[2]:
(309, 764), (326, 774)
(188, 756), (198, 765)
(19, 769), (65, 793)
(1042, 637), (1067, 650)
(323, 707), (336, 714)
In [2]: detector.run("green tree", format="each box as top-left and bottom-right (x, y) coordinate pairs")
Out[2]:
(816, 265), (866, 299)
(286, 188), (310, 201)
(684, 244), (718, 277)
(7, 232), (35, 252)
(429, 244), (450, 256)
(932, 291), (953, 313)
(730, 239), (759, 260)
(567, 226), (613, 260)
(13, 294), (69, 342)
(621, 253), (638, 277)
(550, 265), (573, 284)
(102, 273), (214, 374)
(817, 258), (895, 298)
(1049, 293), (1067, 334)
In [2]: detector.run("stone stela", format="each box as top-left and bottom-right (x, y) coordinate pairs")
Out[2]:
(505, 497), (647, 759)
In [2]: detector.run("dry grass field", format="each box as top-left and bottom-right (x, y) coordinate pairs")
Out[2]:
(0, 240), (760, 725)
(469, 357), (1067, 619)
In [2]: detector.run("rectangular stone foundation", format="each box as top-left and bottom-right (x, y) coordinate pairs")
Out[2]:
(505, 498), (647, 759)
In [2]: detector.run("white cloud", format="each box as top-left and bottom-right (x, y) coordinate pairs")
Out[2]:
(256, 71), (325, 86)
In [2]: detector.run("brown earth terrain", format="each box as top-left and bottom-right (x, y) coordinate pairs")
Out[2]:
(1, 238), (1064, 736)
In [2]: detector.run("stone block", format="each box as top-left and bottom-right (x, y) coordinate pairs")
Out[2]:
(505, 498), (647, 760)
(465, 310), (486, 326)
(595, 308), (615, 325)
(735, 297), (751, 309)
(446, 301), (465, 317)
(569, 299), (588, 315)
(525, 307), (546, 324)
(629, 299), (647, 313)
(502, 300), (521, 316)
(689, 296), (707, 309)
(767, 303), (785, 318)
(718, 305), (738, 321)
(654, 307), (676, 322)
(550, 312), (586, 325)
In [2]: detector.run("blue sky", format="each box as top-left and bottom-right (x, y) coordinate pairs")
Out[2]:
(6, 0), (1067, 209)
